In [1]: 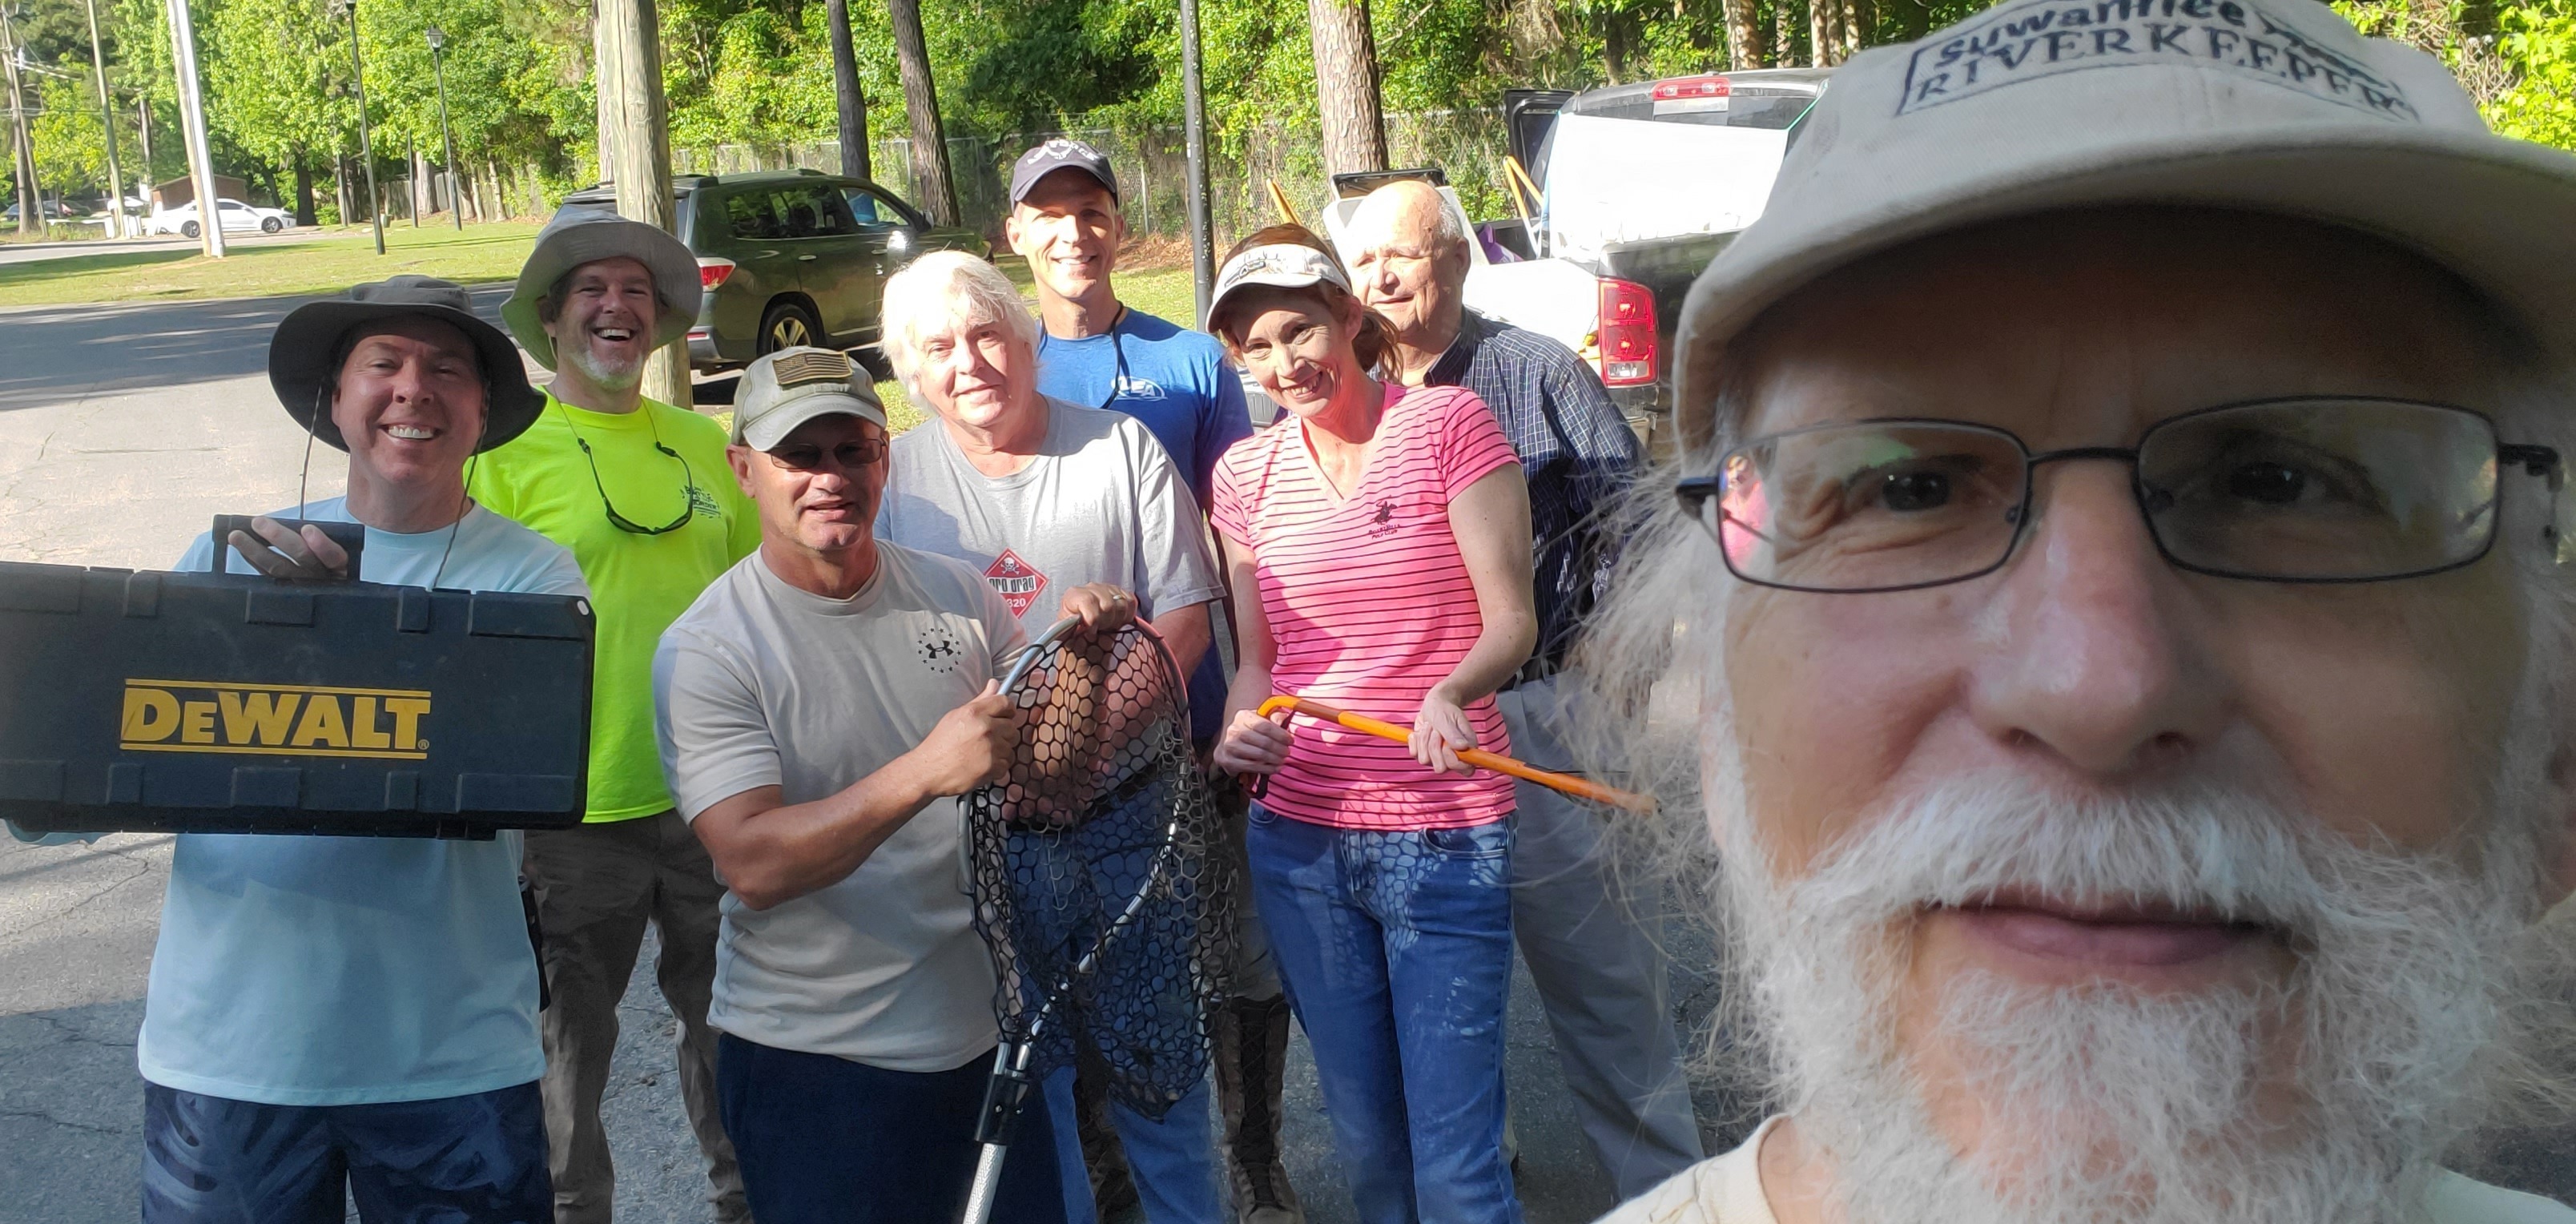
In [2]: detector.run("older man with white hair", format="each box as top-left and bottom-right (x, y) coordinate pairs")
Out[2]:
(1580, 2), (2576, 1222)
(875, 250), (1231, 1224)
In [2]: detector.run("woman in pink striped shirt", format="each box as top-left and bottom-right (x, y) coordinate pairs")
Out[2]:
(1206, 226), (1536, 1224)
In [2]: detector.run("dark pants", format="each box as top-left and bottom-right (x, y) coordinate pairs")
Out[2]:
(141, 1081), (551, 1224)
(716, 1033), (1072, 1224)
(521, 810), (746, 1224)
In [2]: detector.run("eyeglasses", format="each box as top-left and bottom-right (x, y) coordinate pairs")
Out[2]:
(764, 436), (888, 472)
(1672, 398), (2563, 594)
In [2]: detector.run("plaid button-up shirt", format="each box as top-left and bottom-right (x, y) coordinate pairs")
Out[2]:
(1423, 309), (1641, 665)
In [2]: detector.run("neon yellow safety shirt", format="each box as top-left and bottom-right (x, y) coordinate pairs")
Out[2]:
(470, 391), (759, 823)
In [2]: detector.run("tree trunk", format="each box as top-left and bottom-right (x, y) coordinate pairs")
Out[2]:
(1307, 0), (1386, 176)
(1724, 0), (1765, 70)
(334, 157), (352, 227)
(292, 157), (316, 225)
(826, 0), (870, 181)
(884, 0), (957, 224)
(598, 0), (690, 408)
(592, 4), (617, 185)
(1775, 0), (1800, 66)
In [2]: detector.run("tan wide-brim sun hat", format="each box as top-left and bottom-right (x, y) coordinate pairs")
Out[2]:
(268, 275), (545, 453)
(1672, 0), (2576, 454)
(501, 207), (704, 372)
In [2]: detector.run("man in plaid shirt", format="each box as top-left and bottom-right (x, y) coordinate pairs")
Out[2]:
(1346, 179), (1704, 1199)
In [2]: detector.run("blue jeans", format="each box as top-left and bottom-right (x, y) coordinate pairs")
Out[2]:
(1244, 804), (1522, 1224)
(141, 1080), (551, 1223)
(1044, 1066), (1222, 1223)
(715, 1033), (1069, 1224)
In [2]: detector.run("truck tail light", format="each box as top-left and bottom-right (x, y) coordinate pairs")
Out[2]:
(1650, 74), (1731, 102)
(1597, 277), (1656, 387)
(697, 257), (736, 289)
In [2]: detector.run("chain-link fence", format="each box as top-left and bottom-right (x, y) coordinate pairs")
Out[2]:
(674, 107), (1518, 245)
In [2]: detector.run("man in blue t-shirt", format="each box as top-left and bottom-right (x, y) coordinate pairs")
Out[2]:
(10, 278), (583, 1224)
(1005, 139), (1288, 1224)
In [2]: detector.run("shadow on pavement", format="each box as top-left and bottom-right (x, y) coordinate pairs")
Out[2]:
(0, 286), (515, 414)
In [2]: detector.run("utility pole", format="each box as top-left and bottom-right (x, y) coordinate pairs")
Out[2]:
(597, 0), (688, 408)
(2, 7), (38, 237)
(164, 0), (224, 255)
(425, 24), (460, 229)
(331, 0), (383, 253)
(83, 0), (129, 238)
(1177, 0), (1214, 323)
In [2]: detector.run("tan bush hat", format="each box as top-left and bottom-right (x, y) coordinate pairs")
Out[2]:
(1672, 0), (2576, 453)
(501, 207), (703, 371)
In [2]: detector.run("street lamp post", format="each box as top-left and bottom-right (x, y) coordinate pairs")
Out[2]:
(331, 0), (384, 254)
(425, 25), (460, 231)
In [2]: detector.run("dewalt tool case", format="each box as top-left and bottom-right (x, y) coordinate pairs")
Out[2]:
(0, 560), (594, 838)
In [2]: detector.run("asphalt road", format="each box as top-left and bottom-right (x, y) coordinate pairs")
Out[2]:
(0, 229), (312, 270)
(2, 292), (2569, 1223)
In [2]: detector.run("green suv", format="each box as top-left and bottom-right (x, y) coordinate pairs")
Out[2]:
(556, 169), (989, 372)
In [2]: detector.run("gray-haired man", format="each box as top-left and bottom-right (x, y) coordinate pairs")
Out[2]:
(1588, 1), (2576, 1221)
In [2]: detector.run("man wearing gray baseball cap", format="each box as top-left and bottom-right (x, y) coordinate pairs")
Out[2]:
(654, 347), (1071, 1223)
(1581, 0), (2576, 1221)
(473, 207), (760, 1224)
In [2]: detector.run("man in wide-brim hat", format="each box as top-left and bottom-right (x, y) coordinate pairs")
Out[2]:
(1580, 0), (2576, 1221)
(470, 207), (761, 1224)
(13, 275), (590, 1223)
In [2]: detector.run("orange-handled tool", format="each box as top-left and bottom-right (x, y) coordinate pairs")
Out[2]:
(1255, 695), (1656, 815)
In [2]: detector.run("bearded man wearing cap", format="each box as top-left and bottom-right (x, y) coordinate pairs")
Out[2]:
(652, 346), (1073, 1223)
(7, 276), (586, 1222)
(472, 208), (760, 1224)
(1575, 2), (2576, 1222)
(1006, 132), (1290, 1224)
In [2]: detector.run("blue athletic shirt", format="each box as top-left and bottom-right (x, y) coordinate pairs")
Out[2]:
(137, 497), (586, 1105)
(1036, 308), (1253, 744)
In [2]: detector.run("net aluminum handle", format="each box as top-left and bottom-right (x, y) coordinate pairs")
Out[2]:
(997, 614), (1086, 695)
(1255, 695), (1657, 814)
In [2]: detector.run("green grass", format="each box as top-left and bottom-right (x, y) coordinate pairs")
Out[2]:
(0, 222), (543, 308)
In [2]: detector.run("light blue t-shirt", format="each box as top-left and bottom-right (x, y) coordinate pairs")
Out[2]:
(127, 497), (587, 1105)
(1036, 309), (1253, 745)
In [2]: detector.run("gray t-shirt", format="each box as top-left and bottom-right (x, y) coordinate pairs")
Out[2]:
(653, 544), (1026, 1072)
(879, 398), (1224, 633)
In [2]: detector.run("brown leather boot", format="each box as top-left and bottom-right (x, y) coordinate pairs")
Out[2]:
(1213, 994), (1304, 1223)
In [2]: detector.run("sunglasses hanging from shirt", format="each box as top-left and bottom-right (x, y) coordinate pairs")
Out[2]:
(560, 404), (703, 536)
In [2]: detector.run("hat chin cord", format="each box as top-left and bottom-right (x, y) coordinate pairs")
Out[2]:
(292, 376), (492, 588)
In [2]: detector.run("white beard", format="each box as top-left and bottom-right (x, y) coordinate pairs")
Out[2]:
(1706, 747), (2544, 1224)
(565, 340), (645, 392)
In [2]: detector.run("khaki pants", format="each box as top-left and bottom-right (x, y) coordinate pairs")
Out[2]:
(522, 810), (750, 1224)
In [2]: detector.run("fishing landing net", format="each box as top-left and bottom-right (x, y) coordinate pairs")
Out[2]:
(958, 616), (1239, 1222)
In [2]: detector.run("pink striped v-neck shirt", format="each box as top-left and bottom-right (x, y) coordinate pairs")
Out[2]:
(1211, 383), (1520, 830)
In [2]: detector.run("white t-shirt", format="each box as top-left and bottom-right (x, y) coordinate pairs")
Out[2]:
(877, 398), (1223, 633)
(653, 543), (1026, 1072)
(140, 497), (587, 1105)
(1596, 1117), (2576, 1224)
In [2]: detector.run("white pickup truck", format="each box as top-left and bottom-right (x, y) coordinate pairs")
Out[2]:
(1314, 68), (1828, 456)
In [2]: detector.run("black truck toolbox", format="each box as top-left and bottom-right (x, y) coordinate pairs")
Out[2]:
(0, 560), (594, 837)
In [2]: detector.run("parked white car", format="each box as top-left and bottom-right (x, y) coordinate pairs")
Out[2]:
(149, 199), (292, 238)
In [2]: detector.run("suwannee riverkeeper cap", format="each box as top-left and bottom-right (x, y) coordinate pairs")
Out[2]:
(1672, 0), (2576, 452)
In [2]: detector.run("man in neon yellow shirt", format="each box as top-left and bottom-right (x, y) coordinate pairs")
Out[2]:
(473, 208), (759, 1224)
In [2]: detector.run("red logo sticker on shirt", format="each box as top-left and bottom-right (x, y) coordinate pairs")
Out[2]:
(984, 549), (1049, 618)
